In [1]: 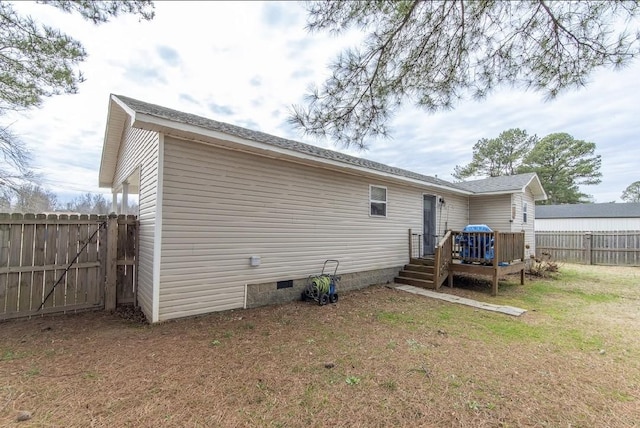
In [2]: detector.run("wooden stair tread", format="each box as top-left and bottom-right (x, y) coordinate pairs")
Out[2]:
(394, 276), (436, 289)
(404, 264), (435, 273)
(399, 270), (434, 280)
(410, 258), (435, 266)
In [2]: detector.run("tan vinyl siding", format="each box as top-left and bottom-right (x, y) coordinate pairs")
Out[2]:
(527, 193), (536, 257)
(468, 194), (512, 232)
(157, 136), (466, 321)
(436, 192), (468, 233)
(112, 120), (159, 320)
(506, 191), (536, 257)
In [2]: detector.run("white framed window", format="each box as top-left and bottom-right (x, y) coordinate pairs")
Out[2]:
(511, 203), (517, 220)
(370, 185), (387, 217)
(523, 202), (528, 223)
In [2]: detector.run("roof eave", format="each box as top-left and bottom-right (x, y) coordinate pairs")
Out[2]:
(131, 112), (472, 195)
(523, 174), (548, 201)
(98, 95), (137, 188)
(469, 190), (521, 197)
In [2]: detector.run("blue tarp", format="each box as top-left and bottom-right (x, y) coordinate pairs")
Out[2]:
(457, 224), (494, 262)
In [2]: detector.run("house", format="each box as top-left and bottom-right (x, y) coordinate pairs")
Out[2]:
(536, 203), (640, 232)
(99, 95), (546, 322)
(455, 174), (547, 256)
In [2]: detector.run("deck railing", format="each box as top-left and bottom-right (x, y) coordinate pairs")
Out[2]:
(433, 231), (452, 288)
(408, 229), (424, 259)
(495, 232), (525, 264)
(448, 230), (525, 265)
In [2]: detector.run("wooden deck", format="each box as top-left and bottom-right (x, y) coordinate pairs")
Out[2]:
(448, 259), (525, 296)
(404, 229), (527, 296)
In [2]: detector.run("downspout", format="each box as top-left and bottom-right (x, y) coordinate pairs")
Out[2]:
(243, 284), (248, 309)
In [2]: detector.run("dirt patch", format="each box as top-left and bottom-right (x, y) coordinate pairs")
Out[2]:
(1, 264), (638, 427)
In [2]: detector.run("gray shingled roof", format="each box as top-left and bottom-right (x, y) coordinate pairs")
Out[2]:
(114, 95), (465, 192)
(536, 203), (640, 219)
(455, 173), (538, 193)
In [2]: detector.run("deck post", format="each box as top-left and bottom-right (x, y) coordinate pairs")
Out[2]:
(408, 228), (412, 261)
(434, 245), (441, 288)
(492, 232), (500, 296)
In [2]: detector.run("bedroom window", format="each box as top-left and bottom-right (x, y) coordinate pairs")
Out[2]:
(370, 185), (387, 217)
(523, 202), (528, 223)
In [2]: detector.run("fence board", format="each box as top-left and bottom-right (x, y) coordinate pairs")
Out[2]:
(19, 214), (36, 312)
(75, 216), (87, 305)
(67, 216), (80, 306)
(0, 214), (10, 313)
(536, 230), (640, 266)
(32, 215), (46, 312)
(96, 220), (107, 306)
(7, 215), (23, 314)
(54, 215), (70, 308)
(43, 214), (58, 311)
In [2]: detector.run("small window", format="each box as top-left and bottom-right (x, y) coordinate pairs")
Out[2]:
(523, 202), (528, 223)
(511, 203), (517, 220)
(370, 185), (387, 217)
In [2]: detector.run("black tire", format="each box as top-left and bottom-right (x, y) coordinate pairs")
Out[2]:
(310, 287), (319, 300)
(330, 293), (339, 304)
(319, 293), (329, 306)
(301, 291), (307, 301)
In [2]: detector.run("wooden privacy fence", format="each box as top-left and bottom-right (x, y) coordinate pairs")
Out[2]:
(0, 213), (137, 321)
(536, 231), (640, 266)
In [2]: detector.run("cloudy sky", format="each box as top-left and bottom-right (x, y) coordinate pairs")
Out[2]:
(6, 1), (640, 204)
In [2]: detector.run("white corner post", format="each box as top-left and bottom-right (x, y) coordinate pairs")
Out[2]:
(111, 191), (118, 214)
(121, 181), (129, 215)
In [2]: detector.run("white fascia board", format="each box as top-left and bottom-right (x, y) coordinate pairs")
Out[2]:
(469, 190), (520, 197)
(131, 113), (472, 196)
(523, 175), (548, 201)
(98, 99), (118, 187)
(111, 94), (138, 118)
(98, 95), (138, 188)
(469, 186), (546, 201)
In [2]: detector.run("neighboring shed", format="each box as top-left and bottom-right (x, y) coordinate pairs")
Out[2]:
(99, 95), (546, 322)
(456, 174), (547, 258)
(536, 203), (640, 232)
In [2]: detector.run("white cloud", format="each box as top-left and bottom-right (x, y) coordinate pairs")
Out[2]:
(3, 1), (639, 204)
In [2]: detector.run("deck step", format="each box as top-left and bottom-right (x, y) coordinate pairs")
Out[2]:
(398, 270), (434, 281)
(403, 264), (435, 274)
(410, 258), (435, 266)
(394, 276), (436, 289)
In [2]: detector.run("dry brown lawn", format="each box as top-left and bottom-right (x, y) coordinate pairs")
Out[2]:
(1, 264), (639, 427)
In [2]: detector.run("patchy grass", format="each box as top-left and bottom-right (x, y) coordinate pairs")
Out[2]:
(0, 264), (639, 427)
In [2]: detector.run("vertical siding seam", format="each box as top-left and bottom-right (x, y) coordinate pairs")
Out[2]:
(152, 133), (165, 323)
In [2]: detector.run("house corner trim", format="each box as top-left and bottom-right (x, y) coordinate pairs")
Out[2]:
(152, 132), (165, 323)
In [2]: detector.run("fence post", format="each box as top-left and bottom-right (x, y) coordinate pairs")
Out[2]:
(584, 232), (592, 265)
(105, 213), (118, 311)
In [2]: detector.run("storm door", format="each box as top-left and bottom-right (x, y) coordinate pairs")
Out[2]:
(423, 195), (437, 256)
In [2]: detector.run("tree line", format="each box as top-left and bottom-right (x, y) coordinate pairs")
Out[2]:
(452, 129), (639, 205)
(0, 185), (136, 214)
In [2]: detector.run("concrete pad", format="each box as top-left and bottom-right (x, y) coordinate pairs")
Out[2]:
(394, 284), (527, 316)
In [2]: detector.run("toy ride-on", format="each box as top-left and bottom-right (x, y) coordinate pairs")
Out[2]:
(301, 259), (340, 306)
